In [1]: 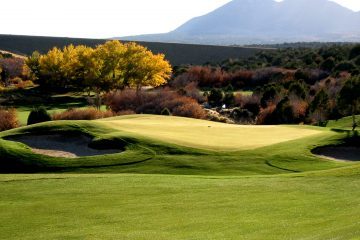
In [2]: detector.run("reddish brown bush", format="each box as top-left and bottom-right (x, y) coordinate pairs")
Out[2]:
(172, 66), (231, 88)
(52, 108), (115, 120)
(289, 97), (309, 121)
(15, 80), (35, 89)
(0, 108), (19, 131)
(172, 102), (206, 119)
(256, 104), (276, 125)
(183, 82), (205, 103)
(104, 89), (139, 112)
(105, 88), (206, 119)
(230, 70), (254, 88)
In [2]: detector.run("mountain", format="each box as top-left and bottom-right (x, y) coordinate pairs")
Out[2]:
(118, 0), (360, 45)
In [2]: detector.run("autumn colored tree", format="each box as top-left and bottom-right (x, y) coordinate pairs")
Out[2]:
(38, 47), (64, 88)
(0, 58), (26, 86)
(25, 51), (41, 81)
(123, 42), (172, 94)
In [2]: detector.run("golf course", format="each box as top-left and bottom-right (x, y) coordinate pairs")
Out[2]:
(0, 115), (359, 239)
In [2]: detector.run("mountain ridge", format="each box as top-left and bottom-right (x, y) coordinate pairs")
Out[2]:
(118, 0), (360, 45)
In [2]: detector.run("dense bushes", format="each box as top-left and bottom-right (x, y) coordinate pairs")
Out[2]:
(52, 108), (115, 120)
(0, 108), (19, 131)
(27, 107), (51, 125)
(105, 89), (206, 119)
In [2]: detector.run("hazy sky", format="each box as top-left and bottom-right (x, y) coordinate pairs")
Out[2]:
(1, 0), (359, 38)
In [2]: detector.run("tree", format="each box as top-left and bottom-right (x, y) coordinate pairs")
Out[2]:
(26, 41), (173, 107)
(207, 88), (224, 107)
(124, 42), (172, 94)
(349, 44), (360, 60)
(338, 76), (360, 131)
(25, 51), (41, 81)
(310, 89), (329, 126)
(95, 40), (126, 89)
(320, 57), (335, 71)
(0, 58), (25, 86)
(38, 47), (64, 89)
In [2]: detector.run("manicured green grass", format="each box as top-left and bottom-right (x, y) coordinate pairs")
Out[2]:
(99, 115), (322, 150)
(327, 115), (360, 130)
(0, 115), (351, 175)
(1, 168), (360, 239)
(0, 115), (359, 239)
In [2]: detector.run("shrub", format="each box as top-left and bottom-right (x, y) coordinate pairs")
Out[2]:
(231, 108), (253, 123)
(256, 104), (276, 125)
(15, 80), (35, 89)
(105, 88), (206, 119)
(27, 107), (51, 125)
(161, 108), (171, 116)
(172, 102), (206, 119)
(52, 108), (115, 120)
(223, 92), (235, 108)
(207, 88), (224, 107)
(183, 82), (205, 103)
(0, 108), (19, 131)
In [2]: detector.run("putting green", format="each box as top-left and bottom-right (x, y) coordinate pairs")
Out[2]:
(99, 115), (322, 150)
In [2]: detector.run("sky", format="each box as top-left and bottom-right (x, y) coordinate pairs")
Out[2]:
(1, 0), (359, 39)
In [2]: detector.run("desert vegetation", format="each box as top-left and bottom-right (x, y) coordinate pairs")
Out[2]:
(170, 44), (360, 128)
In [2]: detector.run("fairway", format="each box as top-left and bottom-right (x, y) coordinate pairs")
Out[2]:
(99, 115), (322, 150)
(1, 169), (360, 240)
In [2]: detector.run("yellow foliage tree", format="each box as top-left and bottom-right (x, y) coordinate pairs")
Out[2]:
(123, 42), (172, 93)
(29, 40), (172, 100)
(38, 47), (64, 87)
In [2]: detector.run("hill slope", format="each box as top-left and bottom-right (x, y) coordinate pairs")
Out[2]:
(121, 0), (360, 45)
(0, 34), (271, 66)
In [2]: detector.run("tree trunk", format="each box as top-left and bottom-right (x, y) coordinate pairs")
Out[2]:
(352, 102), (357, 131)
(95, 89), (101, 110)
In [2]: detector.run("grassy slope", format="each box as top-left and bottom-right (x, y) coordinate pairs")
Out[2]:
(0, 115), (359, 239)
(0, 115), (350, 175)
(327, 115), (360, 130)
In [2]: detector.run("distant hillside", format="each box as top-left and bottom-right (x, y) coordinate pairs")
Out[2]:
(0, 35), (272, 66)
(120, 0), (360, 45)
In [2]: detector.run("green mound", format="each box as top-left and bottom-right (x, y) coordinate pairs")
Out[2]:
(326, 115), (360, 130)
(0, 115), (353, 175)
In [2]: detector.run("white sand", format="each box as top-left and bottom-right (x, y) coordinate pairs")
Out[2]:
(6, 134), (122, 158)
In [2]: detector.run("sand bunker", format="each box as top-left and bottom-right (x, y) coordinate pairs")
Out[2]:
(313, 146), (360, 162)
(6, 134), (122, 158)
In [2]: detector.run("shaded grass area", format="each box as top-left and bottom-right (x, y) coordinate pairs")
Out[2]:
(326, 115), (360, 130)
(0, 169), (360, 239)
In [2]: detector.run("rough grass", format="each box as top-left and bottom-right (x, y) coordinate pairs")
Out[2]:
(99, 115), (323, 151)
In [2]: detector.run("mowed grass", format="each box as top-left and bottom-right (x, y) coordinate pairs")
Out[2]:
(0, 114), (359, 239)
(99, 115), (322, 150)
(1, 168), (360, 239)
(327, 115), (360, 130)
(0, 114), (351, 175)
